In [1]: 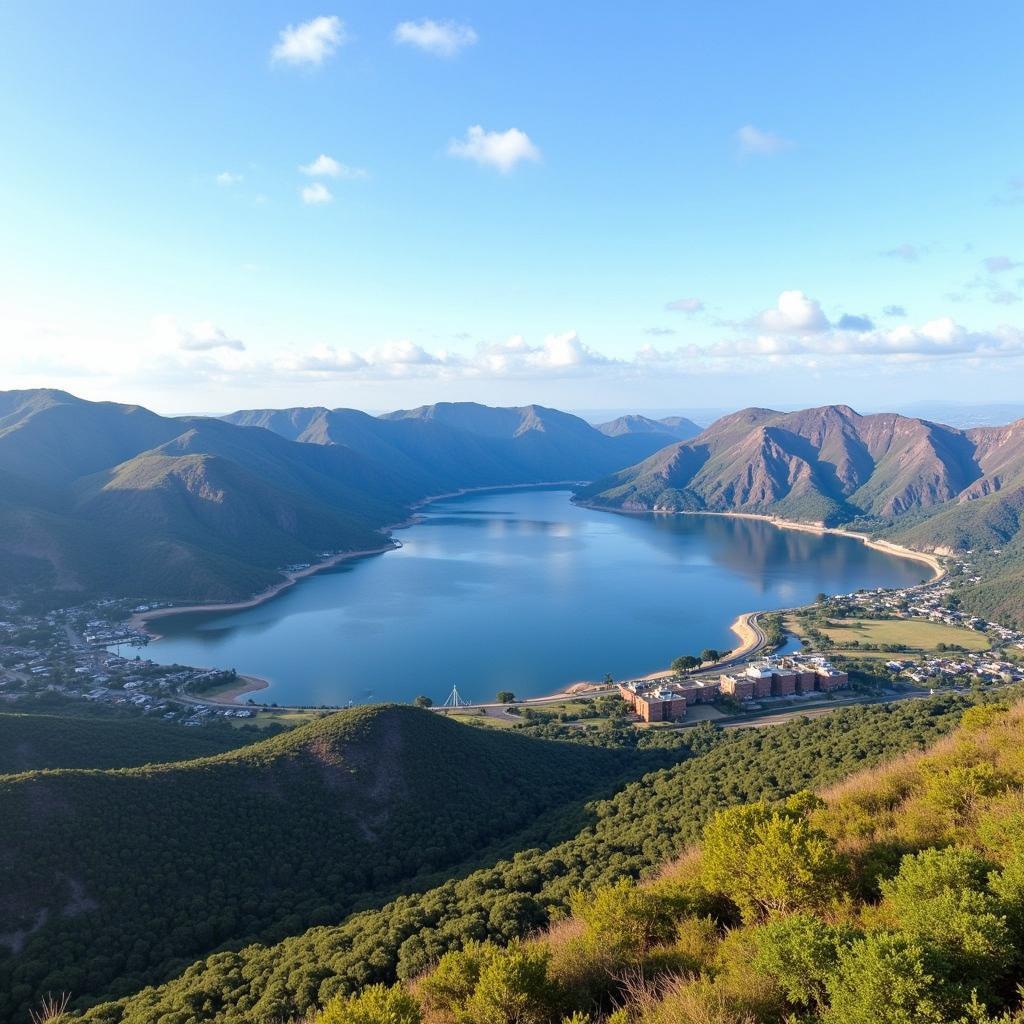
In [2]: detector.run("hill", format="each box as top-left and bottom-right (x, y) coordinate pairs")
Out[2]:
(595, 413), (701, 442)
(578, 405), (1007, 522)
(0, 390), (674, 604)
(227, 402), (674, 490)
(60, 694), (972, 1024)
(308, 694), (1024, 1024)
(579, 405), (1024, 621)
(0, 707), (264, 773)
(0, 705), (644, 1019)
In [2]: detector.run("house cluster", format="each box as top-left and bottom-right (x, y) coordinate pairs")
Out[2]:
(886, 653), (1024, 687)
(837, 572), (1024, 650)
(619, 655), (849, 722)
(0, 598), (254, 725)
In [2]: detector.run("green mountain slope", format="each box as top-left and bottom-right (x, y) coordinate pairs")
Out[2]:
(0, 705), (640, 1019)
(0, 393), (414, 602)
(65, 695), (971, 1024)
(306, 696), (1024, 1024)
(0, 708), (263, 773)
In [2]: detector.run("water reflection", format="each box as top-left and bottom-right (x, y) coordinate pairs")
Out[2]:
(147, 488), (923, 705)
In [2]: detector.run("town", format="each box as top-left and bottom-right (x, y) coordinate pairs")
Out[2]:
(2, 554), (1023, 730)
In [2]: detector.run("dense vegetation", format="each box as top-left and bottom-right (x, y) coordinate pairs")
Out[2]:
(0, 707), (266, 773)
(61, 694), (973, 1024)
(0, 706), (645, 1021)
(284, 696), (1024, 1024)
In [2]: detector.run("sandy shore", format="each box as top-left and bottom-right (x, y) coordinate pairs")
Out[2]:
(130, 542), (399, 639)
(202, 674), (269, 705)
(681, 511), (945, 581)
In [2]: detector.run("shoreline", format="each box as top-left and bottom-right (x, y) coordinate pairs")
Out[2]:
(686, 510), (945, 581)
(201, 674), (269, 705)
(132, 482), (588, 639)
(574, 501), (945, 582)
(129, 542), (400, 640)
(135, 489), (945, 712)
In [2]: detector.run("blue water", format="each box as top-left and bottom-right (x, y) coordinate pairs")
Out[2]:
(145, 487), (925, 705)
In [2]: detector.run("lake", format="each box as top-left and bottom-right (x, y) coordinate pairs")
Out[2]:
(145, 487), (926, 705)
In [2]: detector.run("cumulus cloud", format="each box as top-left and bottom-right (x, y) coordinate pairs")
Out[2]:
(984, 255), (1020, 274)
(665, 297), (704, 314)
(448, 125), (540, 173)
(735, 124), (793, 157)
(216, 171), (242, 186)
(299, 154), (368, 179)
(300, 182), (333, 205)
(277, 345), (367, 373)
(754, 290), (830, 334)
(152, 316), (245, 352)
(883, 305), (907, 317)
(837, 313), (874, 332)
(394, 19), (477, 57)
(271, 15), (346, 67)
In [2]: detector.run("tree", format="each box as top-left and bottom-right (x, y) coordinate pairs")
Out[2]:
(700, 648), (720, 664)
(700, 793), (843, 922)
(816, 593), (829, 605)
(413, 695), (433, 708)
(672, 655), (699, 674)
(824, 933), (945, 1024)
(496, 691), (516, 704)
(319, 983), (421, 1024)
(749, 912), (848, 1011)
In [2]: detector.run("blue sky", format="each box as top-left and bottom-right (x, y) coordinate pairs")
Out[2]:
(1, 1), (1022, 415)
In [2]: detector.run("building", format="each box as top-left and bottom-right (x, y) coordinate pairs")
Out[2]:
(618, 681), (688, 723)
(719, 673), (754, 701)
(718, 656), (849, 702)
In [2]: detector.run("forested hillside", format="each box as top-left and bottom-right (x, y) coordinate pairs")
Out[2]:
(60, 695), (971, 1024)
(271, 696), (1024, 1024)
(0, 706), (643, 1021)
(0, 707), (265, 773)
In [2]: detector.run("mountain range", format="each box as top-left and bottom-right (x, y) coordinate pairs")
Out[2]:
(0, 391), (677, 602)
(579, 404), (1024, 521)
(3, 391), (1023, 620)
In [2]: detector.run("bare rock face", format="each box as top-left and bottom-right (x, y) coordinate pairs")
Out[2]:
(580, 405), (1024, 527)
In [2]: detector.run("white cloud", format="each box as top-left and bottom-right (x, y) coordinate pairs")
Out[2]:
(394, 19), (477, 57)
(754, 290), (830, 334)
(448, 125), (541, 173)
(277, 345), (367, 373)
(216, 171), (242, 186)
(271, 16), (346, 67)
(151, 316), (245, 352)
(300, 182), (333, 205)
(666, 297), (704, 314)
(736, 124), (793, 157)
(299, 154), (368, 179)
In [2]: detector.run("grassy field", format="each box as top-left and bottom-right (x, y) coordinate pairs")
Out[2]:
(446, 709), (520, 729)
(233, 708), (327, 729)
(786, 615), (990, 654)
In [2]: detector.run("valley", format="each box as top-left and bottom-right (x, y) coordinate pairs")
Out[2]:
(3, 392), (1024, 1024)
